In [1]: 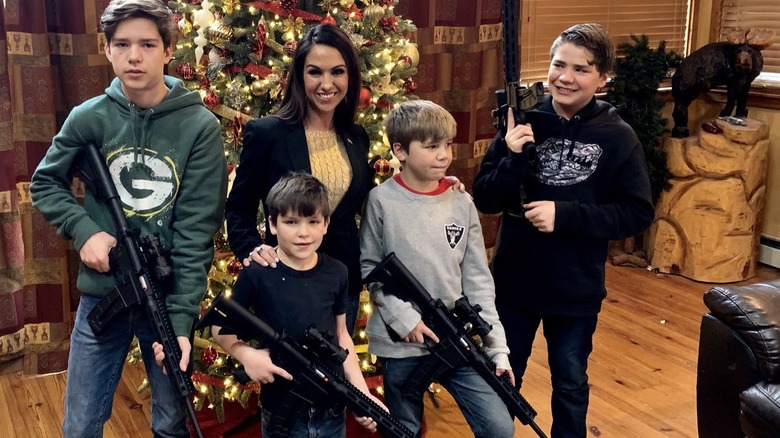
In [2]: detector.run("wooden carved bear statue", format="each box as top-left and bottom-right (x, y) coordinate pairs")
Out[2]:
(671, 28), (776, 138)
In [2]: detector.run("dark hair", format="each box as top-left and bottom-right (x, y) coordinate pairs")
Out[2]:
(101, 0), (175, 48)
(384, 100), (456, 154)
(550, 23), (615, 74)
(275, 24), (361, 131)
(266, 172), (331, 224)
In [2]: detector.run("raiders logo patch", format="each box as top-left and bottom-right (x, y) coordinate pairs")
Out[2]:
(445, 223), (465, 249)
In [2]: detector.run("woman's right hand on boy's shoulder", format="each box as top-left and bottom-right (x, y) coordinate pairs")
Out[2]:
(504, 107), (535, 154)
(403, 321), (439, 344)
(240, 347), (293, 384)
(243, 244), (279, 268)
(79, 231), (116, 273)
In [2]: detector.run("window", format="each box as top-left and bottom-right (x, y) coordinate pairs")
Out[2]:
(718, 0), (780, 81)
(519, 0), (693, 83)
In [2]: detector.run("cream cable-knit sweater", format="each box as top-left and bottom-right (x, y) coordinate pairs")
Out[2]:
(305, 129), (352, 212)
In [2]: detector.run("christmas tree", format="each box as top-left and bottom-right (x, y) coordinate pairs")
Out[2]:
(604, 35), (680, 203)
(131, 0), (419, 420)
(168, 0), (417, 172)
(603, 35), (681, 267)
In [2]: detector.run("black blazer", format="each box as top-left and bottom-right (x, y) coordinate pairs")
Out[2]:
(225, 116), (372, 296)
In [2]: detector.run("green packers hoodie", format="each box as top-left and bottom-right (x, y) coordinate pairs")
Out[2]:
(31, 75), (228, 336)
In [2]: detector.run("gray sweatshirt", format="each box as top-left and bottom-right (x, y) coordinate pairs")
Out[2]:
(359, 177), (511, 370)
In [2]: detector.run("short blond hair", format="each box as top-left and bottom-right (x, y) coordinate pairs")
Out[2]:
(384, 100), (456, 153)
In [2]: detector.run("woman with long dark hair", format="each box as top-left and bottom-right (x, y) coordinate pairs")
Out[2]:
(225, 24), (371, 331)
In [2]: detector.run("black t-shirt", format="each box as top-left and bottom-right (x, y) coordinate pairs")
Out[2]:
(223, 252), (349, 412)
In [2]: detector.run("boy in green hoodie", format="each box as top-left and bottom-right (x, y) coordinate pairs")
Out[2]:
(29, 1), (227, 436)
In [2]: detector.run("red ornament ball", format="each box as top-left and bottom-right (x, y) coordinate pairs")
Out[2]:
(374, 158), (391, 176)
(375, 96), (393, 109)
(200, 346), (217, 366)
(175, 62), (195, 80)
(227, 258), (243, 276)
(398, 55), (412, 66)
(203, 91), (220, 110)
(322, 15), (337, 25)
(358, 87), (372, 110)
(403, 79), (417, 94)
(283, 40), (298, 56)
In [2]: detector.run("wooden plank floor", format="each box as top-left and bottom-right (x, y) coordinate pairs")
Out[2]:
(1, 263), (778, 437)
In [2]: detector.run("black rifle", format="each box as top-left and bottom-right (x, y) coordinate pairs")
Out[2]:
(492, 0), (545, 133)
(76, 142), (203, 438)
(492, 0), (545, 209)
(365, 252), (548, 438)
(196, 292), (416, 438)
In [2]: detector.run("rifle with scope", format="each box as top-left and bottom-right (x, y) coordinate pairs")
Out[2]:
(366, 252), (548, 438)
(76, 142), (203, 438)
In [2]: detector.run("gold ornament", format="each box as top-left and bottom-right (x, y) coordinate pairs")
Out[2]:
(207, 20), (234, 45)
(364, 4), (384, 24)
(250, 79), (266, 96)
(403, 43), (419, 68)
(178, 17), (193, 35)
(222, 0), (239, 14)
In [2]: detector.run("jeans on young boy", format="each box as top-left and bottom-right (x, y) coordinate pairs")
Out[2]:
(380, 355), (515, 438)
(261, 405), (346, 438)
(498, 303), (599, 438)
(63, 295), (189, 438)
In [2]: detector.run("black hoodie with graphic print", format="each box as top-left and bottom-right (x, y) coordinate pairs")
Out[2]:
(473, 95), (654, 316)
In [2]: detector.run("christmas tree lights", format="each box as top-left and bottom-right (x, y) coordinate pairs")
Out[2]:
(128, 0), (419, 420)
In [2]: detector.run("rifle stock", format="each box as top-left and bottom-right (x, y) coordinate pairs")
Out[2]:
(365, 252), (548, 438)
(77, 142), (203, 438)
(196, 292), (415, 438)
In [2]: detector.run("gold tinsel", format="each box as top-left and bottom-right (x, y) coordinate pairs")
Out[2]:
(208, 20), (234, 46)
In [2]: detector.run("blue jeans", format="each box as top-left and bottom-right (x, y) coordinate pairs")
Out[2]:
(345, 290), (360, 336)
(261, 405), (346, 438)
(380, 356), (515, 438)
(498, 303), (599, 438)
(63, 295), (189, 438)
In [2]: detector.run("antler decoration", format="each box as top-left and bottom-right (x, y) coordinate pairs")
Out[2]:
(725, 28), (776, 50)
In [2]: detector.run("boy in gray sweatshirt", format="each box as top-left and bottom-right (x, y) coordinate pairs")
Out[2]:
(360, 100), (515, 437)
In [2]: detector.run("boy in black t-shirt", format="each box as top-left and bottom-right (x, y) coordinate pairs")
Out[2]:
(156, 173), (383, 437)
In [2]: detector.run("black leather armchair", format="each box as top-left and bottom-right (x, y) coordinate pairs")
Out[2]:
(697, 279), (780, 438)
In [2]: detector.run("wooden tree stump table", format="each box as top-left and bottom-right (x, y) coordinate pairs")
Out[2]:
(647, 118), (770, 282)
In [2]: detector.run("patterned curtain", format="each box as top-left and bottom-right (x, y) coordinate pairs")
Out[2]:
(396, 0), (505, 250)
(0, 0), (111, 376)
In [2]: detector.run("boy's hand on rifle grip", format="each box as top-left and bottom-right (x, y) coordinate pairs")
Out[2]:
(497, 367), (516, 387)
(152, 337), (192, 375)
(403, 321), (439, 345)
(79, 231), (116, 273)
(240, 347), (293, 385)
(504, 107), (535, 154)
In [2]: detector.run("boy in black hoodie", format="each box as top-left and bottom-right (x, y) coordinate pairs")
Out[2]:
(473, 23), (654, 437)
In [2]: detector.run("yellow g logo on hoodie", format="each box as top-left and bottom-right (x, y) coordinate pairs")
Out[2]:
(106, 148), (180, 218)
